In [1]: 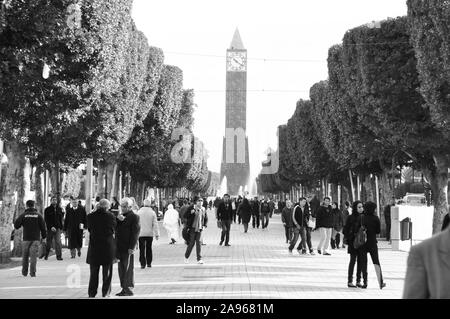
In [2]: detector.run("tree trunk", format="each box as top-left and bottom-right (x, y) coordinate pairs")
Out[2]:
(0, 141), (26, 262)
(423, 154), (449, 234)
(49, 164), (63, 201)
(97, 162), (106, 199)
(12, 158), (31, 257)
(362, 174), (374, 202)
(34, 165), (45, 217)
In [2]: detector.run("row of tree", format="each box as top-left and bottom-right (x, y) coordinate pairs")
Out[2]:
(0, 0), (211, 261)
(258, 0), (449, 234)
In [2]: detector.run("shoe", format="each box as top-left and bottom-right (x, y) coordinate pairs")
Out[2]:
(318, 250), (322, 255)
(225, 244), (231, 246)
(44, 255), (48, 260)
(201, 242), (206, 246)
(77, 251), (81, 257)
(115, 290), (129, 296)
(102, 294), (111, 298)
(22, 272), (27, 277)
(356, 282), (363, 288)
(361, 283), (368, 289)
(347, 282), (357, 288)
(71, 256), (75, 259)
(288, 250), (293, 255)
(30, 273), (36, 277)
(380, 283), (386, 289)
(309, 251), (315, 256)
(219, 241), (223, 246)
(301, 250), (307, 255)
(184, 258), (189, 264)
(125, 290), (134, 296)
(197, 260), (204, 264)
(323, 252), (331, 256)
(147, 264), (151, 268)
(57, 257), (63, 261)
(141, 265), (146, 269)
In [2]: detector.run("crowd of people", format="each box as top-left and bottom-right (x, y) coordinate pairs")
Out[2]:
(12, 191), (450, 298)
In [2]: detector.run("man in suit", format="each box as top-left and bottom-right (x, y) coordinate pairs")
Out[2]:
(115, 198), (140, 297)
(217, 194), (233, 246)
(403, 228), (450, 298)
(86, 199), (116, 298)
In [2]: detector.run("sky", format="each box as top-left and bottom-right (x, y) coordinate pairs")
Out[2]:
(131, 0), (408, 183)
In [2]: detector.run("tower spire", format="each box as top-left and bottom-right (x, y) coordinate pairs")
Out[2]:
(230, 28), (245, 50)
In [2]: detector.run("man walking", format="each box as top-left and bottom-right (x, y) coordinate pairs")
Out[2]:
(64, 198), (87, 258)
(260, 197), (271, 230)
(86, 199), (116, 298)
(43, 196), (64, 260)
(217, 194), (233, 246)
(316, 197), (333, 255)
(251, 197), (260, 228)
(14, 200), (47, 277)
(281, 200), (294, 244)
(184, 197), (208, 264)
(305, 194), (317, 255)
(136, 199), (159, 268)
(289, 198), (309, 255)
(116, 198), (140, 297)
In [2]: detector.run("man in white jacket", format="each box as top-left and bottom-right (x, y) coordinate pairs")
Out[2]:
(137, 199), (159, 268)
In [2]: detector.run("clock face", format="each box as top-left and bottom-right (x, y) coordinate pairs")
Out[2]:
(227, 51), (247, 72)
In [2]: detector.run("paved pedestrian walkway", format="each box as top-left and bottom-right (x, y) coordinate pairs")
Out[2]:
(0, 210), (408, 299)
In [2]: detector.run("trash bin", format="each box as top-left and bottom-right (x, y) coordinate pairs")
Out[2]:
(400, 217), (412, 241)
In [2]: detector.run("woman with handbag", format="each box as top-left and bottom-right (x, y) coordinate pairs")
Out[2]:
(362, 201), (386, 289)
(343, 200), (367, 288)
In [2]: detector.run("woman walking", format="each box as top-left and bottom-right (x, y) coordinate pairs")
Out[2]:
(343, 200), (365, 288)
(163, 204), (181, 244)
(331, 202), (344, 249)
(237, 198), (252, 233)
(281, 200), (294, 243)
(362, 201), (386, 289)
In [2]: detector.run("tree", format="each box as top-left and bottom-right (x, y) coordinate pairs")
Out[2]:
(407, 0), (450, 233)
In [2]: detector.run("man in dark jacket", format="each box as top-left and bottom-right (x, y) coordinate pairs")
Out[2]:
(115, 198), (140, 297)
(331, 202), (344, 249)
(184, 197), (208, 264)
(43, 196), (64, 260)
(14, 200), (47, 277)
(281, 200), (294, 243)
(217, 194), (233, 246)
(260, 197), (271, 229)
(316, 197), (333, 255)
(251, 197), (260, 228)
(86, 199), (117, 298)
(289, 198), (310, 254)
(64, 198), (87, 258)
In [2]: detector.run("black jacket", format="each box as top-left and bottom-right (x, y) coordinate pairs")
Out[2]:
(343, 213), (359, 254)
(281, 207), (294, 228)
(87, 208), (117, 265)
(217, 202), (233, 221)
(316, 205), (333, 228)
(14, 208), (47, 241)
(260, 201), (271, 214)
(183, 205), (208, 230)
(292, 205), (309, 228)
(44, 205), (64, 230)
(251, 200), (259, 215)
(116, 211), (140, 255)
(442, 214), (450, 231)
(331, 208), (344, 231)
(361, 213), (381, 250)
(237, 202), (252, 223)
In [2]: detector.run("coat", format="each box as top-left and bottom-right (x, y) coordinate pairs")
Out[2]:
(292, 205), (309, 228)
(316, 205), (333, 228)
(86, 208), (116, 266)
(44, 205), (64, 230)
(183, 206), (208, 231)
(116, 211), (140, 256)
(237, 202), (252, 224)
(281, 207), (294, 228)
(163, 205), (180, 240)
(137, 206), (159, 238)
(217, 202), (233, 221)
(360, 213), (381, 251)
(403, 228), (450, 299)
(63, 205), (87, 249)
(331, 208), (344, 232)
(343, 213), (359, 255)
(14, 208), (47, 241)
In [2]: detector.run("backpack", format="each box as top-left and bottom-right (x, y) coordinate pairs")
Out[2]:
(353, 215), (367, 249)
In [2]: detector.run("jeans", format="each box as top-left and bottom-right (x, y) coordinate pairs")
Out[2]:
(289, 227), (307, 251)
(284, 226), (293, 243)
(261, 213), (270, 229)
(305, 227), (313, 251)
(117, 252), (135, 290)
(386, 222), (391, 241)
(46, 229), (62, 258)
(331, 229), (343, 248)
(356, 249), (368, 283)
(243, 223), (249, 233)
(220, 220), (231, 244)
(185, 230), (202, 261)
(138, 237), (153, 267)
(252, 214), (260, 228)
(317, 227), (332, 252)
(22, 241), (40, 276)
(89, 264), (113, 297)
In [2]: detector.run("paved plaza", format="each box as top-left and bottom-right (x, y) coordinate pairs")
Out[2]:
(0, 210), (408, 299)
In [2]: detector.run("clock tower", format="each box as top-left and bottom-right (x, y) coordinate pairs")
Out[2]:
(220, 28), (250, 196)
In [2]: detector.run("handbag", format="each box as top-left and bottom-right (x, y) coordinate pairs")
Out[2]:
(307, 217), (316, 229)
(353, 215), (367, 249)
